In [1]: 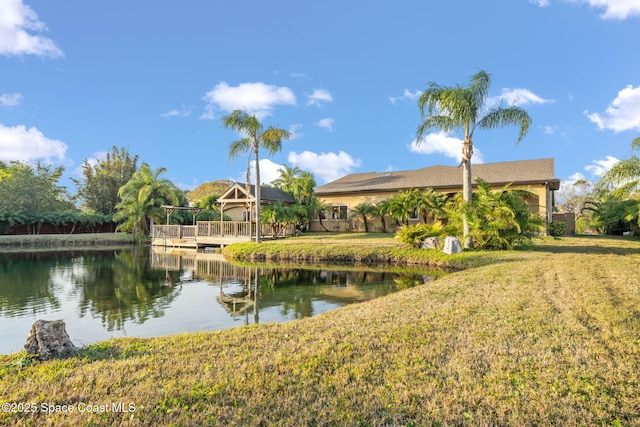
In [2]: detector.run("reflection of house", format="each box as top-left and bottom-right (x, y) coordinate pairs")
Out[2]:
(312, 158), (560, 232)
(218, 183), (296, 222)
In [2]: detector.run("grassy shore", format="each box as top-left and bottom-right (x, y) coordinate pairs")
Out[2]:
(1, 235), (639, 426)
(0, 232), (135, 248)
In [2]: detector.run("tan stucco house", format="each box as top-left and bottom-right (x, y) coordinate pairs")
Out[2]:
(312, 158), (560, 232)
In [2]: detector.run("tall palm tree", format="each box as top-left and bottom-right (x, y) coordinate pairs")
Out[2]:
(416, 70), (532, 248)
(222, 110), (292, 243)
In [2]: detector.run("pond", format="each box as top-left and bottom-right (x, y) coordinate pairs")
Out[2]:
(0, 247), (439, 355)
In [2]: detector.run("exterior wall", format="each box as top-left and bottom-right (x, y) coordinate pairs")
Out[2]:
(311, 183), (552, 233)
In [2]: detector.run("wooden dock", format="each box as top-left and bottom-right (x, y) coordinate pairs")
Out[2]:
(151, 221), (256, 248)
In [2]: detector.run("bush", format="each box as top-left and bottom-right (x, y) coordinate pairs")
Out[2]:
(395, 221), (453, 249)
(548, 221), (568, 237)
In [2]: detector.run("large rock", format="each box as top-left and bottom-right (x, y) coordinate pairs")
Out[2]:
(442, 236), (463, 254)
(421, 236), (439, 250)
(24, 320), (77, 360)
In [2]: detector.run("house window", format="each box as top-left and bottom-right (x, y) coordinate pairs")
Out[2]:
(315, 205), (349, 221)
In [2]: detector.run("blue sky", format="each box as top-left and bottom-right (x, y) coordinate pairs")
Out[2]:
(1, 0), (640, 195)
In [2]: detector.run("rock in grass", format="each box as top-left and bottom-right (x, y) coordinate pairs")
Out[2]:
(24, 320), (77, 360)
(442, 236), (463, 254)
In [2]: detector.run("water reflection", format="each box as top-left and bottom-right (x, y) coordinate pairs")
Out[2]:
(0, 247), (437, 354)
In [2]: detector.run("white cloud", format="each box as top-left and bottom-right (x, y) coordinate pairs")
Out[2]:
(161, 108), (190, 118)
(389, 89), (422, 105)
(288, 150), (361, 183)
(201, 81), (296, 120)
(307, 89), (333, 107)
(487, 88), (552, 107)
(288, 124), (303, 139)
(315, 118), (334, 131)
(0, 0), (63, 57)
(567, 172), (587, 183)
(568, 0), (640, 20)
(585, 85), (640, 132)
(409, 131), (485, 163)
(530, 0), (550, 6)
(0, 92), (23, 107)
(585, 155), (620, 176)
(0, 124), (67, 163)
(247, 158), (283, 185)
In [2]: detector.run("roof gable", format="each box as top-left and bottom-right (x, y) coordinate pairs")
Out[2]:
(218, 182), (296, 204)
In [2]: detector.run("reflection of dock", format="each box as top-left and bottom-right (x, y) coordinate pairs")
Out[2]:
(151, 248), (258, 318)
(150, 249), (251, 281)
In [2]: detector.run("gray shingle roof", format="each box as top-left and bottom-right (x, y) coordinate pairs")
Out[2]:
(315, 158), (558, 195)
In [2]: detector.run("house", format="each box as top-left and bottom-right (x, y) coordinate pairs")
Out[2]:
(218, 182), (296, 222)
(312, 158), (561, 232)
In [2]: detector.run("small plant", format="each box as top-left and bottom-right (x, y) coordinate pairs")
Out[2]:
(395, 221), (450, 249)
(548, 221), (568, 237)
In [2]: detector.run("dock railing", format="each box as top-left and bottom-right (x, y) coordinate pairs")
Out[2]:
(152, 221), (253, 241)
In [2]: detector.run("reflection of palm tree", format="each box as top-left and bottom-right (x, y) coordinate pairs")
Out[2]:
(78, 249), (179, 331)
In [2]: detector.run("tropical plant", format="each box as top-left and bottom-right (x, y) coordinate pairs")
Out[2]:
(113, 163), (179, 240)
(306, 196), (331, 232)
(352, 202), (377, 232)
(222, 110), (292, 243)
(416, 70), (532, 248)
(395, 220), (449, 249)
(386, 191), (415, 226)
(582, 194), (637, 235)
(375, 199), (392, 232)
(443, 180), (544, 249)
(261, 202), (305, 237)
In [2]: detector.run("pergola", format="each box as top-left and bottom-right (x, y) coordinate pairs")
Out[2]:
(160, 205), (205, 225)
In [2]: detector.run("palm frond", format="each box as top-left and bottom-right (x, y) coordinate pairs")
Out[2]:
(477, 105), (531, 142)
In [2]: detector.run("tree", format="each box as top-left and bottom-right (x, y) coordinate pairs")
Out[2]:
(273, 165), (302, 197)
(601, 137), (640, 198)
(416, 70), (532, 248)
(222, 110), (292, 243)
(113, 163), (179, 240)
(0, 161), (73, 215)
(445, 180), (544, 249)
(186, 179), (234, 205)
(73, 146), (139, 215)
(352, 202), (376, 232)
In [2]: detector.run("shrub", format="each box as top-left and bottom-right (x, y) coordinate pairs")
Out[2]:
(395, 221), (453, 249)
(548, 221), (568, 237)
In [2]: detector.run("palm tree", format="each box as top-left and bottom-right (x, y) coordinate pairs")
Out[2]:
(114, 163), (179, 241)
(273, 165), (302, 197)
(601, 137), (640, 198)
(416, 70), (532, 248)
(222, 110), (292, 243)
(375, 199), (391, 232)
(352, 202), (377, 232)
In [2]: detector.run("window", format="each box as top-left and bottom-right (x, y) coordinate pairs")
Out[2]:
(315, 205), (349, 221)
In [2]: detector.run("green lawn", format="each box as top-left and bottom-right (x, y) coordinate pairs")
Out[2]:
(1, 235), (639, 426)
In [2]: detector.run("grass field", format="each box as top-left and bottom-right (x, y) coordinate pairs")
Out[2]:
(0, 235), (639, 426)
